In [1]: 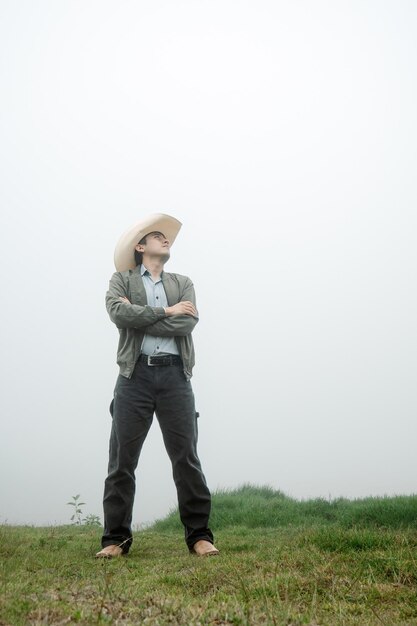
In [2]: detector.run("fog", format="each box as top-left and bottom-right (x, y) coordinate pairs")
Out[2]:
(1, 0), (416, 528)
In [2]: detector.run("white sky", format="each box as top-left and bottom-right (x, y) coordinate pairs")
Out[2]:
(1, 0), (416, 526)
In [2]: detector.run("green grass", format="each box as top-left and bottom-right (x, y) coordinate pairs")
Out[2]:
(2, 486), (417, 625)
(153, 484), (417, 532)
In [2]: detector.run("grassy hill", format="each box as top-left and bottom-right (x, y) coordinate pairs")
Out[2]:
(153, 484), (417, 531)
(1, 485), (417, 625)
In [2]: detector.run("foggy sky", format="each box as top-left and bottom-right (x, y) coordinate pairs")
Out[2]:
(1, 0), (416, 527)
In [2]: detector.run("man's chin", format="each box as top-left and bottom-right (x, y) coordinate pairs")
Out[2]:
(161, 251), (171, 263)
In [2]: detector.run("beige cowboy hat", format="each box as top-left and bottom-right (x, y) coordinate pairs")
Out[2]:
(114, 213), (182, 272)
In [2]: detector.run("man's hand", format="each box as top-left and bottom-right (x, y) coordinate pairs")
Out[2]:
(165, 301), (198, 317)
(119, 297), (131, 304)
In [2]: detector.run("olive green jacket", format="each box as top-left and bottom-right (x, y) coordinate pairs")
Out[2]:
(106, 266), (198, 380)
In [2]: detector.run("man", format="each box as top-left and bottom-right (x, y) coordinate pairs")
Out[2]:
(96, 213), (218, 558)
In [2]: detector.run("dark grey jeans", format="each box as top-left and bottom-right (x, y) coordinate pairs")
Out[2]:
(101, 360), (213, 552)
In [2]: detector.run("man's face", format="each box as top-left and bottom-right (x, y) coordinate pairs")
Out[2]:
(135, 231), (170, 259)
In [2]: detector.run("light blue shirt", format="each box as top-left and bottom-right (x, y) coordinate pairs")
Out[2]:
(140, 265), (179, 356)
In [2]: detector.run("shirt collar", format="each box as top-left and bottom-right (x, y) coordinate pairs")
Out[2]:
(140, 264), (163, 280)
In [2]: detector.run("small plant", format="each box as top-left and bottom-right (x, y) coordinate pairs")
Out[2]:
(83, 513), (101, 527)
(67, 494), (86, 525)
(67, 495), (102, 526)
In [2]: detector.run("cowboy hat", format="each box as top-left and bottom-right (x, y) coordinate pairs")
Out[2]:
(114, 213), (182, 272)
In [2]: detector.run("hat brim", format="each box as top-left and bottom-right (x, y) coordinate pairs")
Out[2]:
(114, 213), (182, 272)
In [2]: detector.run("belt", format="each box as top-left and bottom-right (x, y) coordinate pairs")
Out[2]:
(139, 354), (182, 367)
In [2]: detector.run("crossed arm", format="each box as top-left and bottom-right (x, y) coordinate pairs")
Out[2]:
(118, 297), (198, 336)
(106, 272), (199, 336)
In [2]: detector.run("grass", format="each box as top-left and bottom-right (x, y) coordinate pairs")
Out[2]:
(1, 486), (417, 625)
(153, 484), (417, 532)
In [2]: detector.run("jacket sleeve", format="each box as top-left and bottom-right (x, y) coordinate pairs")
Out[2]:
(145, 315), (199, 337)
(106, 272), (166, 329)
(145, 276), (199, 337)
